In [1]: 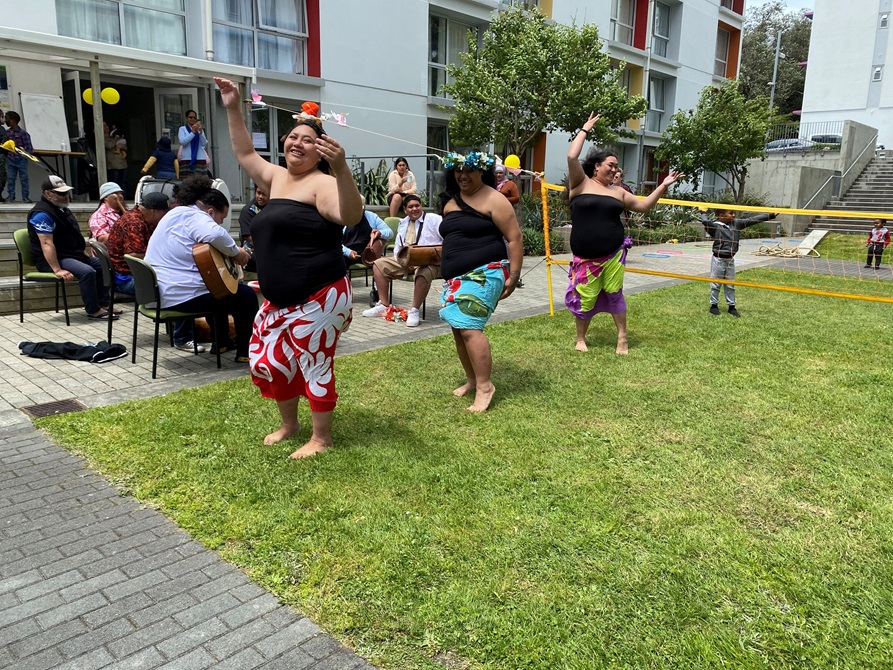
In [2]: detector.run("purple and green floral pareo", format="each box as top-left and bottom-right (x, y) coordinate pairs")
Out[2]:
(439, 260), (510, 330)
(565, 239), (632, 319)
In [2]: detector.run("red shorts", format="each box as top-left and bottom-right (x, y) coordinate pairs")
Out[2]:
(249, 276), (353, 412)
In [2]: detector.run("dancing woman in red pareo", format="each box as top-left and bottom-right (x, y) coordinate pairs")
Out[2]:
(215, 77), (364, 459)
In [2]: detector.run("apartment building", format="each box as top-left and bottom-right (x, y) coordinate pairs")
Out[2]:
(800, 0), (893, 147)
(0, 0), (741, 201)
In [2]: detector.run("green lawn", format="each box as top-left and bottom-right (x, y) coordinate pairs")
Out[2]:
(814, 232), (876, 263)
(39, 270), (893, 669)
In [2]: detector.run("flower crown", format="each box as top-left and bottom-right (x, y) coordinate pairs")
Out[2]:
(442, 151), (496, 171)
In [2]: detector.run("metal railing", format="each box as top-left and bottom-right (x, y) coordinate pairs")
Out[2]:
(801, 133), (879, 211)
(767, 120), (845, 144)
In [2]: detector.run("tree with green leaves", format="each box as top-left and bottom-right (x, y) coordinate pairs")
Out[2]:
(739, 1), (811, 120)
(654, 80), (770, 203)
(441, 7), (646, 157)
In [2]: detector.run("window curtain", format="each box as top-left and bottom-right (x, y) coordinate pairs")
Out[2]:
(213, 24), (255, 67)
(124, 6), (186, 55)
(56, 0), (121, 44)
(212, 0), (252, 25)
(258, 0), (303, 34)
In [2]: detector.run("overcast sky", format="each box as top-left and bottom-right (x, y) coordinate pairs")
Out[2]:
(745, 0), (814, 13)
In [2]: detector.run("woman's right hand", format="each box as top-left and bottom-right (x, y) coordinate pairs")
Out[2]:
(213, 77), (241, 110)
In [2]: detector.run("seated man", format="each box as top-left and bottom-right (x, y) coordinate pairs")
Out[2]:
(106, 191), (171, 296)
(27, 175), (117, 321)
(238, 183), (268, 273)
(342, 205), (394, 305)
(362, 194), (442, 327)
(144, 175), (256, 362)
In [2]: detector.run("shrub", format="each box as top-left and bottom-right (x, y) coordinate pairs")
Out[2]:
(352, 158), (389, 205)
(522, 227), (568, 256)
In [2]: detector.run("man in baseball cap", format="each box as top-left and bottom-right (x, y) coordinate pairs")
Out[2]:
(106, 191), (171, 297)
(28, 174), (115, 320)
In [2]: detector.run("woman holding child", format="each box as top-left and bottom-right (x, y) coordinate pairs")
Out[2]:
(438, 151), (523, 412)
(565, 113), (681, 355)
(215, 77), (364, 459)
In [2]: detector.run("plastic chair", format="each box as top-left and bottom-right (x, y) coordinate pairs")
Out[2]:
(88, 239), (129, 343)
(13, 228), (71, 326)
(124, 254), (221, 379)
(383, 217), (401, 255)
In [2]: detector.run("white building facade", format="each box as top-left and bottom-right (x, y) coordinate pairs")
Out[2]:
(800, 0), (892, 148)
(0, 0), (742, 201)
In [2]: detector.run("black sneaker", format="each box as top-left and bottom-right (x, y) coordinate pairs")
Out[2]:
(709, 305), (720, 316)
(864, 265), (873, 269)
(369, 289), (379, 307)
(728, 306), (741, 318)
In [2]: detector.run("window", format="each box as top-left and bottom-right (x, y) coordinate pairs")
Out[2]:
(715, 28), (730, 77)
(213, 0), (307, 74)
(504, 0), (539, 9)
(56, 0), (186, 55)
(874, 66), (884, 82)
(720, 0), (733, 9)
(646, 76), (665, 132)
(881, 13), (889, 28)
(653, 2), (670, 57)
(429, 15), (475, 98)
(610, 0), (635, 46)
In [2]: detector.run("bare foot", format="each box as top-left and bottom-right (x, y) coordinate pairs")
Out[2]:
(453, 381), (475, 396)
(264, 423), (300, 446)
(575, 340), (588, 352)
(289, 438), (331, 459)
(615, 337), (628, 355)
(468, 384), (496, 412)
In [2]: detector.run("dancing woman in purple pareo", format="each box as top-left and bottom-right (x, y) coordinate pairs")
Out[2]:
(566, 113), (682, 354)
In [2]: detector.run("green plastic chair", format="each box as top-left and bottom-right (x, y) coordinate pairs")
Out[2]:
(383, 217), (401, 255)
(124, 254), (221, 379)
(13, 228), (71, 326)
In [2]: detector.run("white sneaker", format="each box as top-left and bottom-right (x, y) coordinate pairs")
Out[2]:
(362, 302), (387, 318)
(174, 340), (207, 353)
(406, 307), (420, 327)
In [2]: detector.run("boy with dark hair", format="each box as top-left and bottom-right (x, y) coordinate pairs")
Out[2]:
(864, 219), (890, 270)
(701, 207), (777, 317)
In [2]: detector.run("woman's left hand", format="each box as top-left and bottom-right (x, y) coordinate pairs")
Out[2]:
(315, 134), (347, 172)
(499, 276), (519, 300)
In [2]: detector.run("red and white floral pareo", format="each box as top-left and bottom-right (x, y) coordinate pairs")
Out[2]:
(249, 276), (353, 412)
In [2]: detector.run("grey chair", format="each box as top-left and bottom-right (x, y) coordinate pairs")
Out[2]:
(88, 239), (128, 343)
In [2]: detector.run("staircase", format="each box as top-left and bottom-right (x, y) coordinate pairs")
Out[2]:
(811, 156), (893, 234)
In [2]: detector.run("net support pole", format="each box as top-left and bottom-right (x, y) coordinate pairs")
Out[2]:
(541, 177), (555, 316)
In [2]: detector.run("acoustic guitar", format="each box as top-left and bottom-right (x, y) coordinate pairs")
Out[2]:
(193, 243), (243, 299)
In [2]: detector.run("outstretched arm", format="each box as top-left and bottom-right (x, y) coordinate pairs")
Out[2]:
(213, 77), (278, 193)
(623, 171), (683, 213)
(567, 113), (600, 191)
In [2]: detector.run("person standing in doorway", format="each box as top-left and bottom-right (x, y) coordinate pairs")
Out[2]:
(178, 110), (209, 178)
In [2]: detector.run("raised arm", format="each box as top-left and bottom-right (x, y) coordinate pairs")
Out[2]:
(213, 77), (278, 193)
(623, 170), (683, 213)
(567, 113), (600, 191)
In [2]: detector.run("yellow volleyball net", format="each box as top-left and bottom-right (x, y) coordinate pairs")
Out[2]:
(539, 181), (893, 314)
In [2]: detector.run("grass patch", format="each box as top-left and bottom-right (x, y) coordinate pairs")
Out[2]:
(39, 270), (893, 669)
(815, 232), (876, 263)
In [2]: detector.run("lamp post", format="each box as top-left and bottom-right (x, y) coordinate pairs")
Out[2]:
(768, 29), (785, 119)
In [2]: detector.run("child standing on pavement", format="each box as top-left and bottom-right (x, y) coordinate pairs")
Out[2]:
(864, 218), (890, 270)
(701, 208), (777, 317)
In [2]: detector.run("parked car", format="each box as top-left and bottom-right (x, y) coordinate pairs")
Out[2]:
(809, 133), (842, 145)
(765, 138), (815, 153)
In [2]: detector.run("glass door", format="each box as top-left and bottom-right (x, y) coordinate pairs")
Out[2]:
(155, 88), (199, 150)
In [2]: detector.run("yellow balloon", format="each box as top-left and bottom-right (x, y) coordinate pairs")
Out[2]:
(504, 154), (521, 169)
(101, 88), (120, 105)
(82, 88), (93, 105)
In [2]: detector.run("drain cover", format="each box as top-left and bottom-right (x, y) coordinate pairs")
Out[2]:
(21, 399), (88, 418)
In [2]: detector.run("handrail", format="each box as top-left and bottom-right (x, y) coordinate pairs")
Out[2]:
(801, 134), (878, 211)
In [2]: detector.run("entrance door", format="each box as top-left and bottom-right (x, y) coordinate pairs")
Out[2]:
(155, 88), (198, 149)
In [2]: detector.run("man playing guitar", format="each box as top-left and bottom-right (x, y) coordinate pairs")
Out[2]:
(144, 175), (257, 362)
